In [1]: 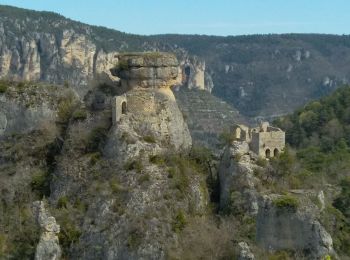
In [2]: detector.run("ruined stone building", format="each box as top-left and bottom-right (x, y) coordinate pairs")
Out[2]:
(233, 122), (285, 158)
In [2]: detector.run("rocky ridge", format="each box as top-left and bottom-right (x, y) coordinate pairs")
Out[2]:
(3, 5), (350, 119)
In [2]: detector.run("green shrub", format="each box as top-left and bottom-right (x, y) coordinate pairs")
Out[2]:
(89, 152), (101, 165)
(98, 83), (118, 96)
(63, 81), (69, 88)
(0, 83), (8, 93)
(110, 178), (124, 193)
(219, 129), (236, 145)
(256, 156), (268, 167)
(321, 205), (350, 255)
(149, 154), (165, 165)
(72, 108), (87, 121)
(124, 159), (143, 173)
(333, 177), (350, 218)
(139, 173), (150, 184)
(172, 210), (187, 233)
(190, 146), (212, 164)
(58, 214), (81, 250)
(57, 95), (76, 123)
(86, 126), (108, 152)
(267, 250), (293, 260)
(143, 135), (156, 143)
(273, 195), (299, 211)
(30, 170), (50, 198)
(57, 196), (69, 209)
(127, 229), (142, 249)
(16, 82), (25, 89)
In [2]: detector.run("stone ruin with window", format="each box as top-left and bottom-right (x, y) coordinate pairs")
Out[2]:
(233, 122), (285, 158)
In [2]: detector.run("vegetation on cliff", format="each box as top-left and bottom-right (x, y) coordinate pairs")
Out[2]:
(274, 85), (350, 256)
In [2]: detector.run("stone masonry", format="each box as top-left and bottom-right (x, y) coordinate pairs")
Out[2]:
(233, 122), (285, 158)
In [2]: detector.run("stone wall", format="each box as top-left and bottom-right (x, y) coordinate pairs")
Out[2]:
(232, 122), (285, 158)
(112, 95), (127, 125)
(251, 131), (285, 158)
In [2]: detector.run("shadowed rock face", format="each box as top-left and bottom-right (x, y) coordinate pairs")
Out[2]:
(111, 53), (181, 90)
(256, 195), (335, 259)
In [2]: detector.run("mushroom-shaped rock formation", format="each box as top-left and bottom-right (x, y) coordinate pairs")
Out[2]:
(106, 52), (192, 160)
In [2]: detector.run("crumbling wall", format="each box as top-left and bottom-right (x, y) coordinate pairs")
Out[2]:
(112, 95), (127, 124)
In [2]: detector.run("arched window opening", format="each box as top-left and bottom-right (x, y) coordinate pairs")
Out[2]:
(184, 66), (191, 76)
(274, 148), (279, 157)
(121, 101), (127, 114)
(265, 149), (271, 158)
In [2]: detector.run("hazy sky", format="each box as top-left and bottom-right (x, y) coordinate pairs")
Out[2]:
(1, 0), (349, 36)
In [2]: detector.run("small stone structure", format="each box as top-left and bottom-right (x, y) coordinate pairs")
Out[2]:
(112, 94), (127, 125)
(233, 122), (285, 158)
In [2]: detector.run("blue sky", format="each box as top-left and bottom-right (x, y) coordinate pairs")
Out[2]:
(0, 0), (349, 36)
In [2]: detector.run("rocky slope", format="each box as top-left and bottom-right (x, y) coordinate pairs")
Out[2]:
(174, 87), (247, 153)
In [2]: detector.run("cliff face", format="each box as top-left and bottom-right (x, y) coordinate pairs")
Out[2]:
(0, 26), (118, 92)
(4, 5), (350, 119)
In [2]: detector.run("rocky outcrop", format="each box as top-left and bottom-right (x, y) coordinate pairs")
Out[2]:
(32, 201), (61, 260)
(106, 52), (191, 158)
(0, 82), (79, 136)
(237, 241), (255, 260)
(180, 56), (214, 93)
(256, 194), (335, 259)
(111, 52), (181, 90)
(218, 141), (260, 215)
(0, 16), (119, 93)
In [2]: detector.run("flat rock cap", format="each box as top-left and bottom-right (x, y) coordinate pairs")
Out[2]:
(117, 52), (178, 68)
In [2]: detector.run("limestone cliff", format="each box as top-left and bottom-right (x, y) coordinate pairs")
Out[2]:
(4, 5), (350, 118)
